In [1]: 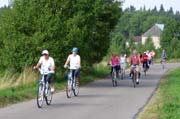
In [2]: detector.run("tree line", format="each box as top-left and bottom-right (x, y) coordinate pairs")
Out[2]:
(108, 5), (180, 59)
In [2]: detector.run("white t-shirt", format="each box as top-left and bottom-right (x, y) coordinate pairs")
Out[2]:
(68, 54), (80, 69)
(38, 56), (55, 74)
(147, 53), (152, 60)
(120, 56), (126, 64)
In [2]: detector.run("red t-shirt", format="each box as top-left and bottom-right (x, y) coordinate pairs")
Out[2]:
(142, 54), (148, 62)
(130, 55), (141, 65)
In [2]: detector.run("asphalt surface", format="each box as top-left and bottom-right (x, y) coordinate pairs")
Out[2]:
(0, 63), (180, 119)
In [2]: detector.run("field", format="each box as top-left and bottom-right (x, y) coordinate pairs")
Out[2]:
(139, 68), (180, 119)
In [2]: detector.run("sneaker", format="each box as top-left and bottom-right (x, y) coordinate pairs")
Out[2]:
(51, 87), (55, 93)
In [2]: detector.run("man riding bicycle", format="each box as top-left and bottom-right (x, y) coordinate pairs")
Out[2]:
(64, 47), (81, 81)
(129, 50), (141, 84)
(34, 50), (55, 93)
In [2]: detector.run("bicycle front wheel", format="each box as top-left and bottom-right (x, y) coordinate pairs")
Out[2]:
(45, 85), (53, 105)
(73, 79), (79, 96)
(66, 79), (72, 98)
(132, 73), (136, 88)
(37, 84), (44, 108)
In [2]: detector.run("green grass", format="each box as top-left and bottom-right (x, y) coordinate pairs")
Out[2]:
(0, 64), (109, 107)
(139, 68), (180, 119)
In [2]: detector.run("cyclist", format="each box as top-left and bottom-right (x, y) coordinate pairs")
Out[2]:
(108, 53), (120, 76)
(34, 50), (55, 93)
(129, 50), (141, 84)
(119, 51), (127, 78)
(142, 52), (149, 72)
(64, 47), (81, 81)
(146, 50), (152, 65)
(161, 49), (167, 63)
(150, 50), (155, 65)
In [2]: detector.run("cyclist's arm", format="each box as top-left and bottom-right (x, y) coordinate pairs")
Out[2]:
(64, 56), (70, 67)
(78, 56), (81, 68)
(34, 57), (42, 69)
(34, 62), (41, 69)
(51, 59), (55, 71)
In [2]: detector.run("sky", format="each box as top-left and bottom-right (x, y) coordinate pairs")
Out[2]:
(122, 0), (180, 12)
(0, 0), (8, 8)
(0, 0), (180, 12)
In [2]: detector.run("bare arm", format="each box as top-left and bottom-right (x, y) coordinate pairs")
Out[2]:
(34, 62), (41, 69)
(78, 57), (81, 68)
(64, 57), (70, 67)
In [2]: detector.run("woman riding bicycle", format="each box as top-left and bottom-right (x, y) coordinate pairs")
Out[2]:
(129, 50), (141, 84)
(109, 53), (120, 76)
(161, 50), (167, 63)
(34, 50), (55, 93)
(119, 51), (127, 78)
(64, 47), (81, 81)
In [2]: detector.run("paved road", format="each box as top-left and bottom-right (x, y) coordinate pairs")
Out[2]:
(0, 63), (180, 119)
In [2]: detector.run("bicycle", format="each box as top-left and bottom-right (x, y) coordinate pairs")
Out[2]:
(36, 69), (53, 108)
(120, 63), (126, 80)
(131, 65), (139, 88)
(111, 66), (118, 87)
(161, 59), (165, 69)
(65, 66), (79, 98)
(143, 62), (148, 76)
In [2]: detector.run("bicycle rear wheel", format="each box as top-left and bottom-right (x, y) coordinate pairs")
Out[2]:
(37, 84), (44, 108)
(111, 72), (116, 87)
(66, 79), (72, 98)
(45, 85), (52, 105)
(73, 79), (79, 96)
(120, 69), (124, 80)
(132, 73), (136, 88)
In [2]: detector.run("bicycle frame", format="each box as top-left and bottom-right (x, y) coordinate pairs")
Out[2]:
(37, 69), (52, 108)
(112, 66), (117, 80)
(69, 69), (76, 89)
(66, 67), (79, 98)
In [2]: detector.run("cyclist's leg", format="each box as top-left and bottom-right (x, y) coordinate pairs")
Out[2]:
(46, 73), (54, 92)
(135, 65), (140, 84)
(115, 65), (120, 78)
(130, 65), (134, 78)
(74, 68), (80, 79)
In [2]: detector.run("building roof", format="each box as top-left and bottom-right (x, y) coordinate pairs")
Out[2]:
(133, 36), (141, 42)
(142, 24), (164, 37)
(155, 24), (164, 31)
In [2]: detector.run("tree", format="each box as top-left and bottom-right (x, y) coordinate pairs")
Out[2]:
(168, 7), (174, 15)
(0, 0), (122, 72)
(159, 4), (165, 14)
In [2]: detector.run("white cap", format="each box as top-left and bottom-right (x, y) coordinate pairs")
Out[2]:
(42, 50), (49, 55)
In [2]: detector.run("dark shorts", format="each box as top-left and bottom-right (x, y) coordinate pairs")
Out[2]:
(143, 62), (149, 69)
(40, 73), (54, 84)
(111, 65), (120, 73)
(71, 68), (81, 78)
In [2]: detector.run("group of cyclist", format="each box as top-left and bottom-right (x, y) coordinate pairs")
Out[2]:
(33, 47), (167, 93)
(34, 47), (81, 93)
(108, 51), (127, 79)
(108, 49), (156, 84)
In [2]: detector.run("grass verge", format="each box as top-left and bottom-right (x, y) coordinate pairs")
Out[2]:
(138, 68), (180, 119)
(0, 63), (109, 108)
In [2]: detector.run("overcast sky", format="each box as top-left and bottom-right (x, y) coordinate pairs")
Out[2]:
(122, 0), (180, 12)
(0, 0), (180, 12)
(0, 0), (8, 8)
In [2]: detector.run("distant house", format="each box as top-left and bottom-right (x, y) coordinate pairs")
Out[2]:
(142, 24), (164, 49)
